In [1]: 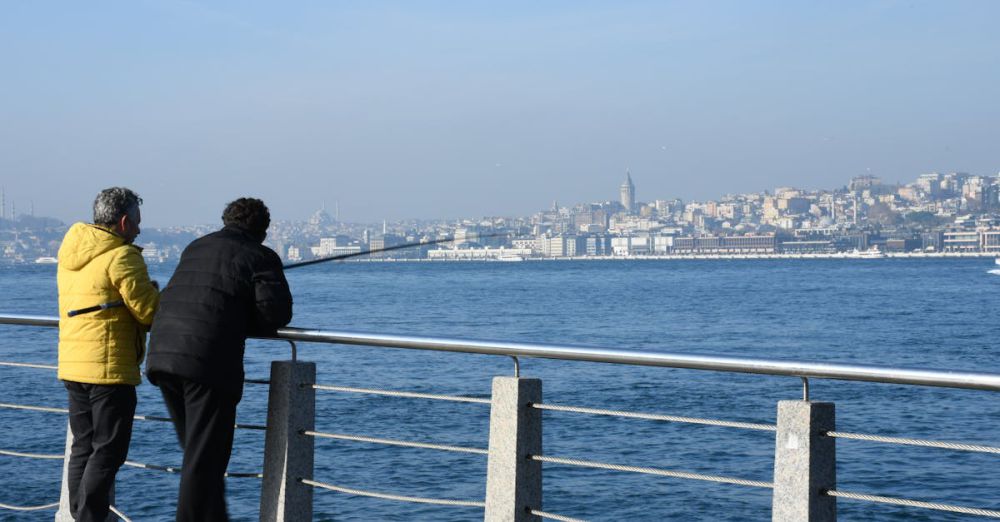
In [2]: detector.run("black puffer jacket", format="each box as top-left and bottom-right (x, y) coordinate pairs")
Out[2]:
(146, 226), (292, 395)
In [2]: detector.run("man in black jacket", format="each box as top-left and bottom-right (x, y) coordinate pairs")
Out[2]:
(147, 198), (292, 522)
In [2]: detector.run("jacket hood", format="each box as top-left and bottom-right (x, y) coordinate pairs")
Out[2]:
(58, 222), (126, 271)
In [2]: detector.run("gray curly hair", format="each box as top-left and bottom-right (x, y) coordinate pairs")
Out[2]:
(93, 187), (142, 227)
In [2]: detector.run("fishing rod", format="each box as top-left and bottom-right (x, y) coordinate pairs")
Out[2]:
(67, 300), (125, 318)
(66, 232), (508, 317)
(282, 233), (504, 269)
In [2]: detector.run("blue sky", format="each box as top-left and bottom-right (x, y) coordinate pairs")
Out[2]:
(1, 1), (998, 226)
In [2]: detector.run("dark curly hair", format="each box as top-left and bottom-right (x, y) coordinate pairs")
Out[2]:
(222, 198), (270, 241)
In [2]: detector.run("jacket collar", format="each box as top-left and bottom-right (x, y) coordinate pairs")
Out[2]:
(222, 225), (264, 243)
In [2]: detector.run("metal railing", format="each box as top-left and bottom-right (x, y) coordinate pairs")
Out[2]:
(3, 313), (1000, 391)
(2, 312), (1000, 521)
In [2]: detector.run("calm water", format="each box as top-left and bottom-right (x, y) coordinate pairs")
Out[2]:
(2, 258), (999, 521)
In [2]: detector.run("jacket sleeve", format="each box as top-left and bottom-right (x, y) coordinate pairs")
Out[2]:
(248, 250), (293, 336)
(109, 246), (160, 326)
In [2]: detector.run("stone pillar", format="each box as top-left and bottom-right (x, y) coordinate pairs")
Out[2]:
(484, 377), (542, 522)
(55, 422), (115, 522)
(259, 361), (316, 522)
(772, 401), (836, 522)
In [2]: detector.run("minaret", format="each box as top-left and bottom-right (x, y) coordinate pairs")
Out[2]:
(619, 170), (635, 213)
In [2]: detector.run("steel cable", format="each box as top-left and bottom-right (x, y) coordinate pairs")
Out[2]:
(133, 413), (265, 431)
(826, 489), (1000, 518)
(0, 405), (265, 433)
(122, 460), (262, 478)
(528, 508), (588, 522)
(530, 454), (773, 489)
(109, 504), (132, 522)
(300, 478), (486, 508)
(531, 402), (776, 431)
(0, 361), (57, 370)
(312, 384), (490, 404)
(0, 500), (60, 511)
(304, 430), (487, 455)
(825, 431), (1000, 454)
(0, 448), (63, 459)
(0, 402), (67, 414)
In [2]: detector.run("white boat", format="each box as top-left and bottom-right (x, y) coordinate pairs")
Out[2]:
(33, 256), (58, 264)
(497, 254), (524, 262)
(846, 247), (886, 259)
(995, 257), (1000, 266)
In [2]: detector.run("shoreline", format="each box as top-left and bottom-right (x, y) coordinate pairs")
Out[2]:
(9, 251), (998, 266)
(349, 251), (1000, 262)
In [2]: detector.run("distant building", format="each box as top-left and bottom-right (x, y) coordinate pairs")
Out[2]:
(619, 172), (635, 214)
(538, 235), (580, 257)
(426, 247), (532, 260)
(849, 175), (881, 193)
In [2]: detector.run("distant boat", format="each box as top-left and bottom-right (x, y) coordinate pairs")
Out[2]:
(846, 247), (886, 259)
(497, 254), (524, 262)
(34, 256), (57, 264)
(995, 257), (1000, 266)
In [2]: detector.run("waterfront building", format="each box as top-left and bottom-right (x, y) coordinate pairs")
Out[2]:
(982, 229), (1000, 252)
(942, 228), (979, 252)
(538, 235), (580, 257)
(426, 246), (533, 260)
(671, 234), (776, 254)
(582, 234), (612, 256)
(611, 236), (647, 256)
(779, 239), (835, 253)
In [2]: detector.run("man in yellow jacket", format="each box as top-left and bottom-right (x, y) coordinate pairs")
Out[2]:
(57, 187), (160, 522)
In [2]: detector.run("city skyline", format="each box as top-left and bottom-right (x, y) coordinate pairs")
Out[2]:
(1, 166), (999, 228)
(2, 2), (998, 226)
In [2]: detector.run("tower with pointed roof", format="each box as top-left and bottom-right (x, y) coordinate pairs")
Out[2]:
(619, 171), (635, 213)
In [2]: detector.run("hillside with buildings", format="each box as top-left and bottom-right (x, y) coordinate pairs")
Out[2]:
(4, 170), (1000, 264)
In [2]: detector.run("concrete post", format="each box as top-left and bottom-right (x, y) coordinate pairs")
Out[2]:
(772, 401), (836, 522)
(55, 421), (115, 522)
(484, 377), (542, 522)
(55, 422), (74, 522)
(259, 361), (316, 522)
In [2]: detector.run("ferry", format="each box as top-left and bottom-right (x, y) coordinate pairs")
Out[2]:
(846, 247), (886, 259)
(497, 254), (524, 262)
(33, 256), (57, 264)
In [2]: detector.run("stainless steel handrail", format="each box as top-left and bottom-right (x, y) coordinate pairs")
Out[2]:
(4, 313), (1000, 392)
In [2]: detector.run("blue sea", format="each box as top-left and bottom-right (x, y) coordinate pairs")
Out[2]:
(2, 258), (1000, 521)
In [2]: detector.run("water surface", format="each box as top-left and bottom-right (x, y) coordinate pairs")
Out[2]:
(1, 258), (999, 521)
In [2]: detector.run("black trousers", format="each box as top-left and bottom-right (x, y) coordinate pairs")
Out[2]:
(64, 381), (136, 522)
(157, 374), (240, 522)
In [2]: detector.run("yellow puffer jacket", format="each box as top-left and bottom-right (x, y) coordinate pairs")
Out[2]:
(57, 223), (160, 385)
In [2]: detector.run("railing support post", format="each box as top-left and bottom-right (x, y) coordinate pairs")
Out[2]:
(259, 360), (316, 522)
(55, 421), (115, 522)
(55, 421), (74, 522)
(485, 376), (542, 522)
(772, 400), (836, 522)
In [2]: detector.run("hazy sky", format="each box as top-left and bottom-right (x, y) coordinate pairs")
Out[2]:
(2, 1), (998, 227)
